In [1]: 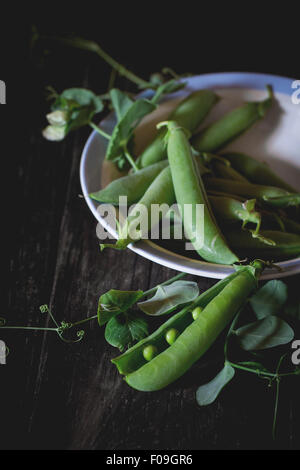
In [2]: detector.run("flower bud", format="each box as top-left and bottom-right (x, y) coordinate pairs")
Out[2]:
(46, 110), (68, 127)
(42, 125), (66, 141)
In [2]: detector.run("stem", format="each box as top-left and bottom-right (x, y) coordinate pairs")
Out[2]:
(0, 326), (58, 332)
(142, 272), (186, 298)
(228, 361), (276, 378)
(70, 315), (98, 327)
(51, 37), (150, 89)
(224, 310), (242, 359)
(90, 122), (111, 140)
(272, 353), (287, 440)
(123, 146), (139, 172)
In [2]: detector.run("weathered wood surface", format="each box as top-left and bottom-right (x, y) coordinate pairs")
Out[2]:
(3, 31), (300, 450)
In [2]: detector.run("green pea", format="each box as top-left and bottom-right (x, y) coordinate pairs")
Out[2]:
(143, 345), (158, 362)
(165, 328), (179, 345)
(192, 306), (203, 321)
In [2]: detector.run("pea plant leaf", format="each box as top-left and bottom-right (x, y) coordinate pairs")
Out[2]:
(235, 315), (294, 351)
(104, 312), (149, 352)
(137, 280), (199, 316)
(97, 289), (143, 326)
(196, 362), (235, 406)
(110, 88), (134, 121)
(106, 98), (157, 161)
(250, 280), (288, 319)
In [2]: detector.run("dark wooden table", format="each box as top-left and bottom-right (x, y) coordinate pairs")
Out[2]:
(3, 26), (300, 450)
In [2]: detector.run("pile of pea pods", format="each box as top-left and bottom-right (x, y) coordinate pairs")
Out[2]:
(91, 87), (300, 391)
(92, 85), (300, 265)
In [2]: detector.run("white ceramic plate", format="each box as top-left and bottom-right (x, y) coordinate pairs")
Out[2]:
(80, 72), (300, 280)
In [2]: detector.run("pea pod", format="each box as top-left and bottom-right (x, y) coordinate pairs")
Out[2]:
(211, 160), (249, 183)
(90, 160), (168, 205)
(100, 166), (176, 250)
(209, 196), (261, 233)
(161, 120), (238, 265)
(112, 267), (248, 375)
(136, 90), (219, 168)
(204, 177), (291, 202)
(192, 85), (273, 152)
(199, 152), (248, 182)
(222, 151), (297, 192)
(224, 229), (300, 260)
(122, 261), (263, 391)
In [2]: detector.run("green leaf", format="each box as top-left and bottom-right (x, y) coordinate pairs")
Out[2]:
(235, 316), (294, 350)
(110, 89), (133, 121)
(60, 88), (103, 112)
(104, 313), (149, 352)
(196, 362), (235, 406)
(137, 280), (199, 316)
(106, 99), (156, 160)
(250, 280), (288, 319)
(97, 290), (143, 326)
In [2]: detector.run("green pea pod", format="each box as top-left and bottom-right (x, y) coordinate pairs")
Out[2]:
(123, 261), (264, 391)
(100, 166), (176, 250)
(90, 160), (168, 205)
(204, 177), (291, 201)
(262, 194), (300, 208)
(222, 152), (297, 192)
(224, 229), (300, 260)
(198, 152), (248, 182)
(161, 120), (239, 265)
(209, 196), (261, 233)
(280, 216), (300, 235)
(192, 85), (273, 152)
(211, 160), (249, 183)
(112, 267), (248, 375)
(136, 90), (219, 168)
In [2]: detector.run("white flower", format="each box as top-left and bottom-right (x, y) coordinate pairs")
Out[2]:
(42, 125), (66, 141)
(46, 110), (68, 127)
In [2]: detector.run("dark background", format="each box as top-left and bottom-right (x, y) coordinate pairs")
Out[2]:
(2, 14), (300, 450)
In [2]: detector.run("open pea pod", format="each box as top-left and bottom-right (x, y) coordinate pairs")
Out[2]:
(112, 267), (249, 376)
(222, 151), (297, 192)
(136, 89), (219, 168)
(192, 85), (273, 152)
(117, 261), (264, 391)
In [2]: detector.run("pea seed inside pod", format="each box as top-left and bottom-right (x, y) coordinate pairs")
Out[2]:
(192, 306), (203, 321)
(165, 328), (179, 345)
(143, 345), (158, 362)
